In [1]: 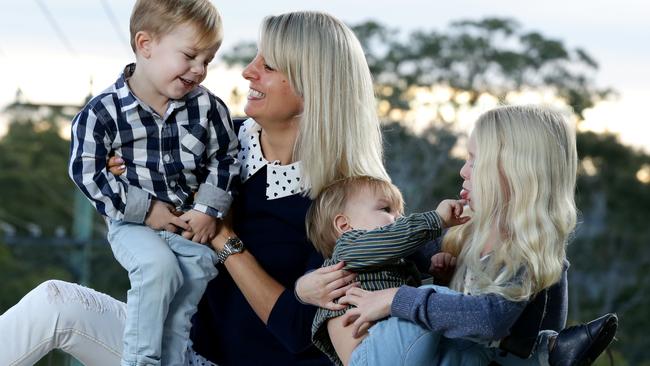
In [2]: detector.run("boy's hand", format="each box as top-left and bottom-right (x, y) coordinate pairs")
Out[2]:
(145, 200), (190, 233)
(429, 252), (457, 285)
(180, 210), (219, 244)
(435, 199), (470, 228)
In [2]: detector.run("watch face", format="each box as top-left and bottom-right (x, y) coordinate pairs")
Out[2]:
(226, 237), (244, 251)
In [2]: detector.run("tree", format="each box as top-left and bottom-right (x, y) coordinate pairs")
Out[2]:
(0, 108), (129, 311)
(351, 18), (612, 119)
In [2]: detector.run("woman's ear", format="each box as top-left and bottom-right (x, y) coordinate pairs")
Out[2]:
(334, 213), (352, 236)
(134, 31), (154, 58)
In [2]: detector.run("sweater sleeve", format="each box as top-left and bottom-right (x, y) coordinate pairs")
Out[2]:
(265, 247), (324, 354)
(391, 285), (527, 341)
(333, 211), (443, 271)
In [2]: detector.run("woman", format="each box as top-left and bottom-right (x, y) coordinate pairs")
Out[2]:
(0, 11), (385, 366)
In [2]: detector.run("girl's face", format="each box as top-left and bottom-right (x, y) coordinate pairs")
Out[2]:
(460, 133), (476, 209)
(241, 53), (304, 125)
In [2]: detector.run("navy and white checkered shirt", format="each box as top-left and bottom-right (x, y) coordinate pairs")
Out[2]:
(69, 64), (240, 224)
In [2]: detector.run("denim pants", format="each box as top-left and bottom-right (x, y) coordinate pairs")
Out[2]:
(0, 280), (218, 366)
(108, 221), (218, 366)
(349, 285), (554, 366)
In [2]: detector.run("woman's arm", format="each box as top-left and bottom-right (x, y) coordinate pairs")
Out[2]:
(211, 226), (326, 353)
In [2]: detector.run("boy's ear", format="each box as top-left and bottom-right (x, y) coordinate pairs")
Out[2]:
(134, 31), (154, 58)
(334, 214), (352, 235)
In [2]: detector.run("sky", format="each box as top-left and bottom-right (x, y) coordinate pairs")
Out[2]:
(0, 0), (648, 151)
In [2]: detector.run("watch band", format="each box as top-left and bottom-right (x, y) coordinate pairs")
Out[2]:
(216, 236), (245, 264)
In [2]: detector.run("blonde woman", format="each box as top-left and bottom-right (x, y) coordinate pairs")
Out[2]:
(334, 106), (617, 366)
(0, 11), (386, 366)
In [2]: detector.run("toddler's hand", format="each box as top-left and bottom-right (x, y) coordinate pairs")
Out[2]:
(429, 252), (456, 285)
(145, 200), (190, 233)
(434, 199), (470, 228)
(179, 210), (219, 244)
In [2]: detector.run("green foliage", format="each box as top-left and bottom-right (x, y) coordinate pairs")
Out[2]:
(0, 242), (73, 311)
(349, 17), (611, 118)
(0, 111), (129, 313)
(0, 119), (73, 236)
(569, 131), (650, 362)
(382, 121), (463, 212)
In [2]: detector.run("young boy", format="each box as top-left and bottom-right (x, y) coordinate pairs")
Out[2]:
(306, 176), (467, 366)
(68, 1), (239, 365)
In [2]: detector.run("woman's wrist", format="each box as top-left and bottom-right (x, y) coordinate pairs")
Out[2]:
(293, 269), (317, 306)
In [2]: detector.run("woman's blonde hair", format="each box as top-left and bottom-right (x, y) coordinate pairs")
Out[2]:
(129, 0), (223, 52)
(259, 11), (390, 198)
(306, 176), (404, 258)
(443, 105), (577, 301)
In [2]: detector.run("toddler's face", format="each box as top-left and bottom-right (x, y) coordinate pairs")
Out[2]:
(342, 186), (399, 232)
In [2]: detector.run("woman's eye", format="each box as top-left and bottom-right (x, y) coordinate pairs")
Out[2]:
(263, 63), (275, 71)
(381, 207), (391, 213)
(183, 53), (195, 59)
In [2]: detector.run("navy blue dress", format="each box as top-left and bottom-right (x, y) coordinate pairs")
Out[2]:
(190, 120), (331, 365)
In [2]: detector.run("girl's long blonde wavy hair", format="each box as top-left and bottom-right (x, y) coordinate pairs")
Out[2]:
(259, 11), (390, 198)
(443, 105), (577, 301)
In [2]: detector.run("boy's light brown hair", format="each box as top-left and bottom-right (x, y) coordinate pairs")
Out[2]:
(306, 176), (404, 258)
(129, 0), (223, 53)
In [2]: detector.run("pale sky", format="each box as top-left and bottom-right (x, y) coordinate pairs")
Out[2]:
(0, 0), (648, 150)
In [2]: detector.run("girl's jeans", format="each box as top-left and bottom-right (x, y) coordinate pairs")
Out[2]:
(349, 285), (555, 366)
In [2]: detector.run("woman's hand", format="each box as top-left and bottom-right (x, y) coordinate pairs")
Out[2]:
(107, 155), (126, 176)
(294, 262), (358, 310)
(339, 287), (398, 338)
(209, 212), (235, 251)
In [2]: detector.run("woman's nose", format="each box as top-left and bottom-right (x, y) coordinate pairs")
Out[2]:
(242, 56), (260, 80)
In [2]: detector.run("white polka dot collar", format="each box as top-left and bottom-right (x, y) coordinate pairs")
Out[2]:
(237, 118), (305, 200)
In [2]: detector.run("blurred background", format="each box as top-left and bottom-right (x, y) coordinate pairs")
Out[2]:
(1, 1), (648, 365)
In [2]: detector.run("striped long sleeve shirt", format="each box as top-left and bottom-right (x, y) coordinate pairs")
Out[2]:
(69, 64), (240, 223)
(311, 210), (443, 365)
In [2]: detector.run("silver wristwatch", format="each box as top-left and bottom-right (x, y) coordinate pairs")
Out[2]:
(216, 237), (245, 264)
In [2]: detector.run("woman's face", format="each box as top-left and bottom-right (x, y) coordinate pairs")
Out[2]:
(460, 133), (476, 209)
(241, 53), (304, 125)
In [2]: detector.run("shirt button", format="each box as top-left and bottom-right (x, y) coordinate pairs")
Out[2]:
(169, 180), (177, 188)
(163, 154), (171, 163)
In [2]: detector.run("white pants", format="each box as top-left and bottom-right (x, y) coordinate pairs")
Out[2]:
(0, 280), (216, 366)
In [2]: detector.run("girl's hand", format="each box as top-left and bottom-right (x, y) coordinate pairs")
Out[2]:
(107, 155), (126, 176)
(435, 199), (470, 228)
(295, 262), (358, 310)
(339, 287), (398, 338)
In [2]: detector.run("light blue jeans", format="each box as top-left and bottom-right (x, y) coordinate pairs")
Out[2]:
(349, 285), (554, 366)
(108, 220), (218, 366)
